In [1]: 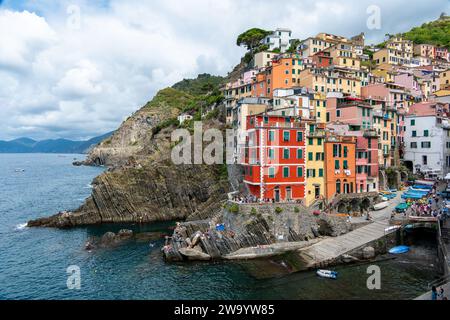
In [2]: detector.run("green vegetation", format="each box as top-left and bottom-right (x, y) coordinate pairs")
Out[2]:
(152, 117), (179, 135)
(229, 203), (240, 214)
(143, 87), (194, 111)
(402, 15), (450, 48)
(275, 207), (283, 215)
(294, 207), (300, 213)
(287, 39), (301, 54)
(236, 28), (272, 52)
(250, 208), (257, 216)
(376, 15), (450, 49)
(172, 73), (225, 96)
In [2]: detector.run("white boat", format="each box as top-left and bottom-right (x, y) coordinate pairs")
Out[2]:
(317, 270), (338, 280)
(373, 201), (389, 211)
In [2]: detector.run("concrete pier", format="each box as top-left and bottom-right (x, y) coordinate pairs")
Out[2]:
(293, 192), (404, 270)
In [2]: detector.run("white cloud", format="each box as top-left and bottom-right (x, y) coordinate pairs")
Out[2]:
(0, 0), (449, 140)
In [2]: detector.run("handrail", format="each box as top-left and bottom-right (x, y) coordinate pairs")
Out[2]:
(428, 275), (450, 290)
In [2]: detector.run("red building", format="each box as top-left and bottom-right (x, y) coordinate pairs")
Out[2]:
(243, 114), (306, 202)
(312, 51), (333, 68)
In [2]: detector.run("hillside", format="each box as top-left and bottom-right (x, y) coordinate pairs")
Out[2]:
(402, 15), (450, 48)
(0, 132), (114, 154)
(28, 73), (232, 228)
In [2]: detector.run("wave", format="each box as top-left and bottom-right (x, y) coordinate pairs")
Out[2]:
(15, 223), (28, 231)
(84, 184), (93, 189)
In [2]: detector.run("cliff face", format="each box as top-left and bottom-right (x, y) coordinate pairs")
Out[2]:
(28, 75), (233, 228)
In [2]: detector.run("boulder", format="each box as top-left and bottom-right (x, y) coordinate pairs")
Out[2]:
(101, 232), (117, 246)
(363, 246), (376, 259)
(117, 229), (134, 239)
(179, 248), (211, 261)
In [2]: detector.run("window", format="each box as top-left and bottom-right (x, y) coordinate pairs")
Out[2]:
(424, 130), (429, 137)
(296, 131), (303, 142)
(268, 130), (275, 142)
(412, 131), (417, 137)
(319, 169), (324, 177)
(283, 167), (290, 178)
(283, 148), (290, 159)
(297, 167), (303, 178)
(283, 131), (290, 142)
(297, 149), (303, 159)
(422, 156), (428, 166)
(410, 142), (417, 149)
(318, 138), (323, 146)
(343, 146), (348, 158)
(268, 149), (275, 160)
(335, 160), (340, 170)
(411, 119), (415, 126)
(336, 180), (341, 194)
(343, 160), (348, 169)
(421, 142), (431, 148)
(316, 153), (321, 161)
(308, 138), (314, 145)
(337, 110), (341, 118)
(264, 116), (269, 124)
(308, 152), (313, 161)
(269, 167), (275, 178)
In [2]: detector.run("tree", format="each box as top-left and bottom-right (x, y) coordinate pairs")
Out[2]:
(236, 28), (271, 52)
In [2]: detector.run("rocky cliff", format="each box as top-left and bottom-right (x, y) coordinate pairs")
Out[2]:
(28, 73), (235, 228)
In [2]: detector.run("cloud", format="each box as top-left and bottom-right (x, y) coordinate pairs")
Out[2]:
(0, 0), (449, 140)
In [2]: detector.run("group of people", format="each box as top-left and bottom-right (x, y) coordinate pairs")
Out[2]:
(432, 286), (447, 300)
(410, 193), (448, 221)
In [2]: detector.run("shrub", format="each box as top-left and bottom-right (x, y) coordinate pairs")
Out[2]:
(294, 207), (300, 213)
(275, 207), (283, 214)
(250, 208), (257, 216)
(229, 204), (240, 214)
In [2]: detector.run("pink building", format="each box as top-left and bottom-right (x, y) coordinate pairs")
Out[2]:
(394, 73), (422, 99)
(435, 47), (449, 62)
(361, 83), (410, 109)
(326, 96), (373, 130)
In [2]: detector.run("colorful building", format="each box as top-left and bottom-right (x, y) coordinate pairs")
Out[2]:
(243, 114), (307, 202)
(324, 135), (357, 200)
(304, 122), (326, 206)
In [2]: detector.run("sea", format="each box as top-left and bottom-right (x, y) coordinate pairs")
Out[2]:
(0, 154), (439, 300)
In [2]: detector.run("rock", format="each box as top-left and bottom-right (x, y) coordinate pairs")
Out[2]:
(117, 229), (133, 239)
(363, 246), (376, 259)
(101, 232), (117, 246)
(341, 254), (359, 263)
(179, 248), (211, 261)
(73, 161), (84, 167)
(135, 232), (164, 242)
(85, 240), (95, 251)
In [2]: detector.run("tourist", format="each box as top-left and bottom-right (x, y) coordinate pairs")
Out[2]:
(431, 286), (438, 300)
(438, 287), (445, 300)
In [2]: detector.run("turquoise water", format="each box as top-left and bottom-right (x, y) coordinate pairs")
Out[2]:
(0, 154), (438, 300)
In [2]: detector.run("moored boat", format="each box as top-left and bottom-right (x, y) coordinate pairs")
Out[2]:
(373, 201), (389, 211)
(316, 270), (338, 280)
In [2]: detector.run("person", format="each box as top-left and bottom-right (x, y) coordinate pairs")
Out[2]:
(438, 287), (445, 300)
(431, 286), (438, 300)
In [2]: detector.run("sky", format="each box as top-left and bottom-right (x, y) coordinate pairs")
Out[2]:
(0, 0), (449, 141)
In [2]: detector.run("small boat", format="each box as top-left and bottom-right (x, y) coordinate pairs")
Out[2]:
(14, 169), (25, 172)
(316, 270), (338, 280)
(373, 201), (389, 211)
(389, 246), (410, 254)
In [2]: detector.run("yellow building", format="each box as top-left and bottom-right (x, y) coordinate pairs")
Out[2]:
(299, 68), (362, 97)
(323, 43), (361, 70)
(304, 122), (326, 206)
(440, 69), (450, 90)
(374, 48), (412, 66)
(310, 93), (327, 124)
(372, 64), (397, 83)
(253, 51), (278, 69)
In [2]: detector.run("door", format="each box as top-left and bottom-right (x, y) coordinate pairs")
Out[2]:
(315, 186), (320, 199)
(275, 188), (280, 203)
(286, 187), (292, 201)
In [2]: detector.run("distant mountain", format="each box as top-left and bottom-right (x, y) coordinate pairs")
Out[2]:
(0, 132), (114, 154)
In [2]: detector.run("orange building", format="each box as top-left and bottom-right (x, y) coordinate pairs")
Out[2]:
(324, 135), (357, 200)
